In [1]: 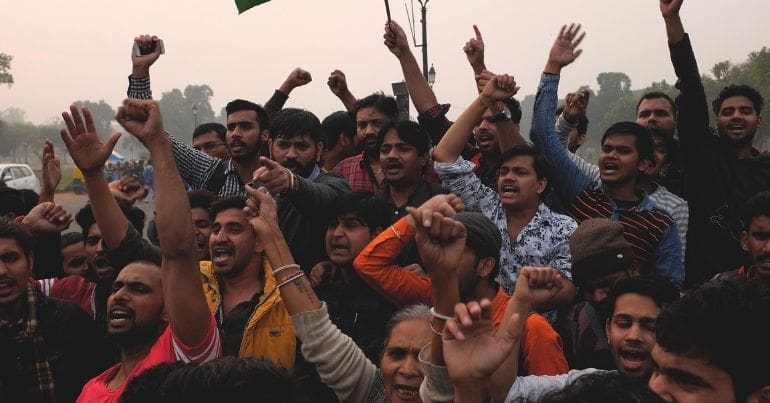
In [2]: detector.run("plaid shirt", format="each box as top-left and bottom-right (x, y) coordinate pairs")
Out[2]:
(332, 152), (381, 193)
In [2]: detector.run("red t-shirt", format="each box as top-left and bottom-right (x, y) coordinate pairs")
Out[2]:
(76, 315), (221, 403)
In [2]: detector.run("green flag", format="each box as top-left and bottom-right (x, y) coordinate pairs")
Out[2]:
(235, 0), (271, 14)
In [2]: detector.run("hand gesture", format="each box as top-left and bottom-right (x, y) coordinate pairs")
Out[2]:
(545, 24), (586, 73)
(443, 299), (521, 385)
(41, 139), (61, 193)
(512, 267), (566, 310)
(116, 99), (166, 147)
(659, 0), (683, 19)
(406, 193), (465, 228)
(480, 74), (520, 104)
(409, 207), (467, 276)
(383, 20), (410, 59)
(252, 157), (293, 195)
(280, 68), (312, 94)
(131, 34), (162, 77)
(463, 25), (485, 70)
(243, 185), (279, 237)
(562, 91), (590, 123)
(21, 202), (72, 234)
(60, 106), (121, 175)
(108, 177), (147, 203)
(309, 261), (336, 287)
(327, 70), (350, 97)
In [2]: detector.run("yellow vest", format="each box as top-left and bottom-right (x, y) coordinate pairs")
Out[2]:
(198, 259), (296, 370)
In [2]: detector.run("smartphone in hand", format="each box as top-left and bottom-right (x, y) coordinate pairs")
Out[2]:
(133, 39), (165, 57)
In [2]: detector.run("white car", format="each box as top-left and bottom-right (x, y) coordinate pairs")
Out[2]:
(0, 163), (42, 194)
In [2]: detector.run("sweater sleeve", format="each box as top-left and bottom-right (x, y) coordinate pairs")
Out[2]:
(669, 34), (712, 160)
(353, 218), (432, 307)
(291, 304), (378, 403)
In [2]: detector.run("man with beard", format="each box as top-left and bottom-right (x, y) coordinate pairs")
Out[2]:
(0, 219), (105, 403)
(714, 191), (770, 286)
(530, 24), (683, 288)
(74, 99), (220, 402)
(199, 196), (296, 368)
(635, 92), (684, 197)
(659, 0), (770, 285)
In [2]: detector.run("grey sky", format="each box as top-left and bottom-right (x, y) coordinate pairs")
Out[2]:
(2, 0), (768, 125)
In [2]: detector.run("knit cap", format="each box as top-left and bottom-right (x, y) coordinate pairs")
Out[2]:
(569, 218), (633, 287)
(454, 212), (501, 262)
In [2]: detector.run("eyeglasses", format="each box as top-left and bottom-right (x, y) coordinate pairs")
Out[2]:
(193, 142), (226, 152)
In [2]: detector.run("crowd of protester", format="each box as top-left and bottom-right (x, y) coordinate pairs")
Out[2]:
(2, 1), (770, 402)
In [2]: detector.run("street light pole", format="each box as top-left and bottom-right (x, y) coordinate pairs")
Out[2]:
(419, 0), (429, 80)
(192, 103), (199, 129)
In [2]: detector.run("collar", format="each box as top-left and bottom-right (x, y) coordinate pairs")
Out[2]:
(305, 164), (321, 181)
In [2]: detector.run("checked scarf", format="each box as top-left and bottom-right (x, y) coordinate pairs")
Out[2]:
(12, 284), (56, 402)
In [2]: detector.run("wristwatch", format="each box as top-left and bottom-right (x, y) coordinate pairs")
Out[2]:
(487, 107), (511, 123)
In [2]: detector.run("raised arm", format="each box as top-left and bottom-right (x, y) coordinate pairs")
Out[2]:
(432, 73), (520, 163)
(116, 99), (211, 346)
(660, 0), (710, 155)
(127, 34), (162, 100)
(60, 106), (127, 250)
(244, 186), (377, 402)
(530, 25), (592, 204)
(264, 68), (312, 120)
(475, 71), (526, 152)
(463, 25), (487, 79)
(384, 20), (439, 115)
(327, 70), (358, 113)
(40, 140), (61, 203)
(252, 156), (350, 211)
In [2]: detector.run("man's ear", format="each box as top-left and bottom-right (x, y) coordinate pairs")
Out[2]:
(536, 177), (548, 196)
(577, 133), (587, 147)
(261, 130), (270, 142)
(637, 158), (653, 173)
(741, 230), (750, 252)
(756, 385), (770, 403)
(476, 257), (495, 278)
(605, 317), (611, 341)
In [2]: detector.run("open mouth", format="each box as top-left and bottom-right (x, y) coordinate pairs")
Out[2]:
(477, 133), (494, 145)
(229, 140), (246, 152)
(212, 246), (233, 266)
(108, 306), (135, 326)
(618, 349), (649, 370)
(330, 242), (349, 254)
(500, 183), (519, 197)
(385, 162), (403, 174)
(393, 384), (420, 401)
(602, 162), (619, 174)
(727, 122), (746, 133)
(0, 279), (17, 295)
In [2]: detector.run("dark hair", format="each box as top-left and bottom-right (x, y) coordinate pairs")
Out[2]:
(61, 231), (84, 248)
(225, 99), (270, 132)
(18, 189), (39, 215)
(376, 120), (431, 155)
(600, 122), (655, 165)
(656, 279), (770, 402)
(0, 218), (34, 257)
(328, 191), (390, 234)
(498, 145), (552, 181)
(75, 198), (146, 240)
(518, 371), (666, 403)
(188, 190), (219, 215)
(742, 190), (770, 230)
(607, 276), (680, 317)
(209, 196), (247, 220)
(193, 123), (227, 142)
(555, 105), (589, 135)
(161, 357), (294, 403)
(0, 186), (26, 217)
(502, 98), (523, 125)
(120, 362), (187, 403)
(269, 108), (323, 143)
(637, 91), (678, 117)
(711, 84), (764, 116)
(353, 93), (399, 120)
(321, 110), (356, 149)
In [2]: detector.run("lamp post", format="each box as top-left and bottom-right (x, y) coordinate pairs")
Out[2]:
(417, 0), (430, 80)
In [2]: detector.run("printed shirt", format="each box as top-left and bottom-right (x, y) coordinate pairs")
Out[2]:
(434, 157), (577, 293)
(76, 315), (221, 403)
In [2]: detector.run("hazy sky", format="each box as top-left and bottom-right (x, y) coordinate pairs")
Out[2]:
(2, 0), (769, 125)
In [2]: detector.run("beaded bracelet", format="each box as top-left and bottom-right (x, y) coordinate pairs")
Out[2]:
(276, 271), (305, 289)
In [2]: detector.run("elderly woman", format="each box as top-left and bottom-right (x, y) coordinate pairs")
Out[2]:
(244, 186), (432, 403)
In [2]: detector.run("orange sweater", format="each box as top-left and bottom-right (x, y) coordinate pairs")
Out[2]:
(354, 217), (568, 376)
